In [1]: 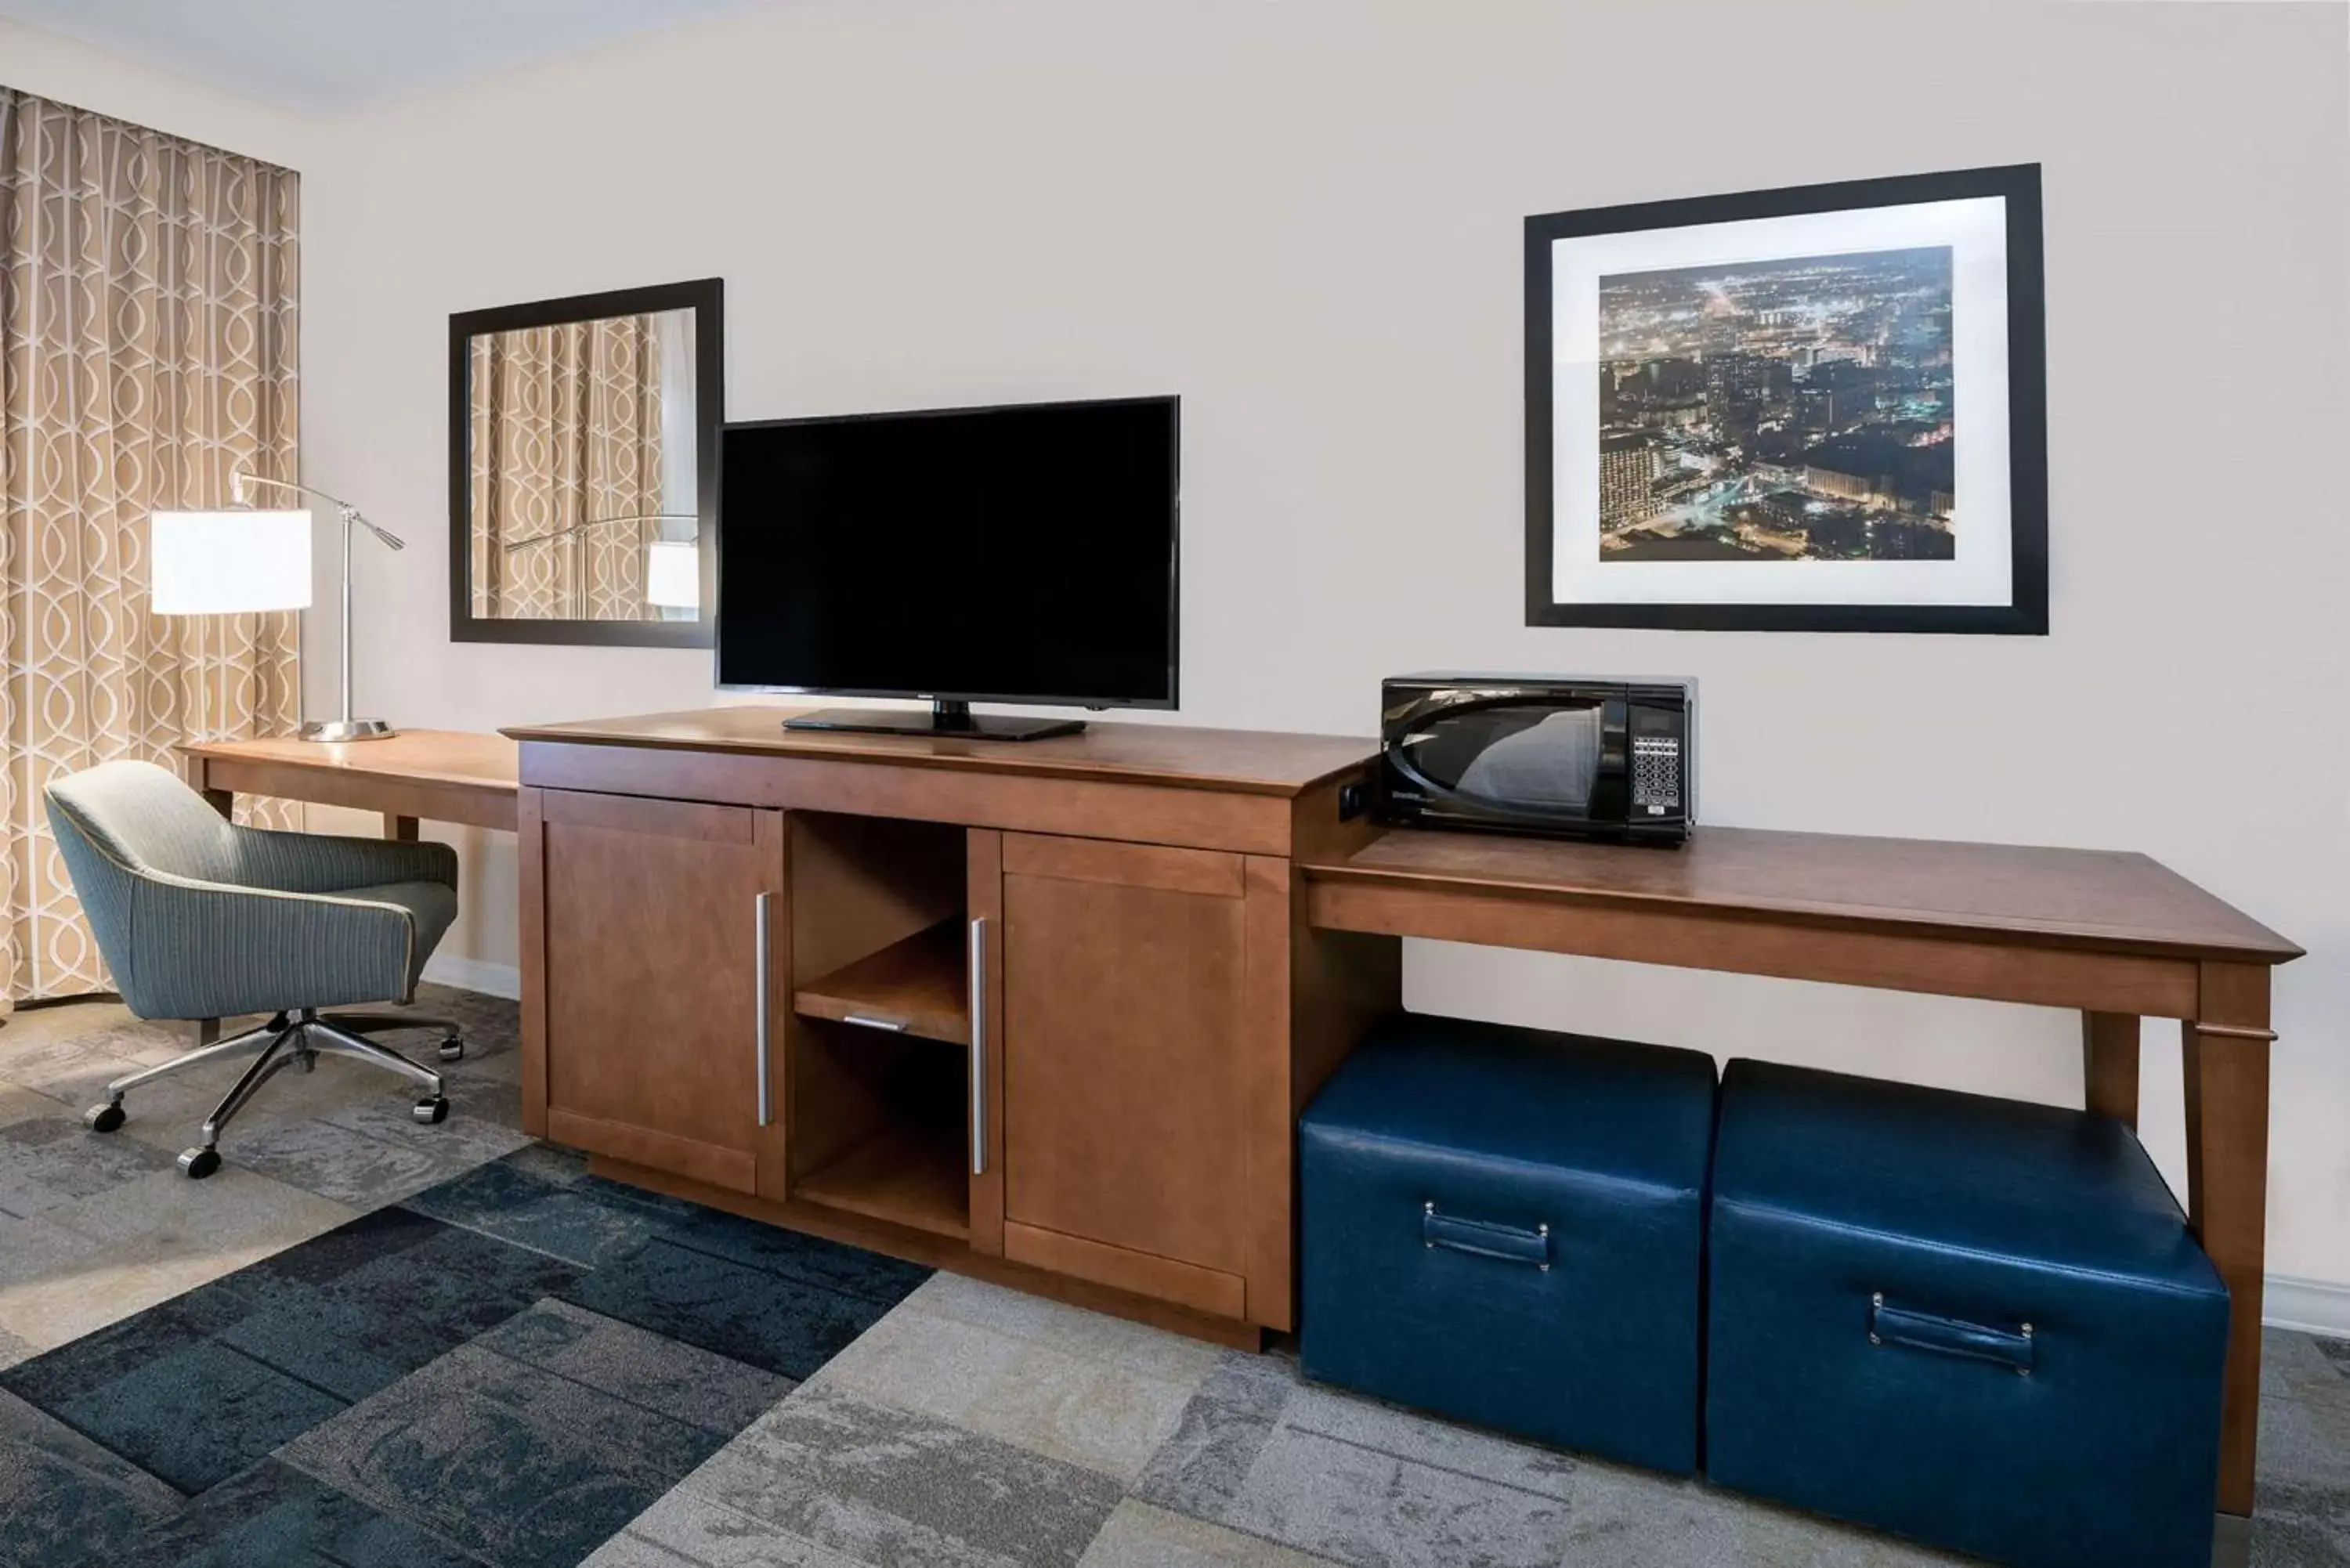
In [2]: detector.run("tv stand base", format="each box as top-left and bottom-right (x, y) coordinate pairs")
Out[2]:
(782, 699), (1084, 742)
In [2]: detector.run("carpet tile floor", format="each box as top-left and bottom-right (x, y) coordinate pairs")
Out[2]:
(0, 1144), (925, 1567)
(596, 1273), (2350, 1568)
(5, 991), (2350, 1566)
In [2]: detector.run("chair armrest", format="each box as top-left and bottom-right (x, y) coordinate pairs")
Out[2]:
(228, 824), (458, 896)
(125, 873), (422, 1019)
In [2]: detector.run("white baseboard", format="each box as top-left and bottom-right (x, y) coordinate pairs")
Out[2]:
(2265, 1274), (2350, 1338)
(420, 953), (521, 1001)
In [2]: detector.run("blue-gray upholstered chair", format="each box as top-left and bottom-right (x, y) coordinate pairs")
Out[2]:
(45, 759), (467, 1179)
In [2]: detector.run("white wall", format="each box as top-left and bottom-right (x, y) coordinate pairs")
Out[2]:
(289, 0), (2345, 1292)
(0, 17), (309, 169)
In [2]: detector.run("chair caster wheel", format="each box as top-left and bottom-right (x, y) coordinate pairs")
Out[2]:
(436, 1038), (465, 1064)
(85, 1103), (125, 1133)
(178, 1147), (221, 1180)
(414, 1097), (450, 1125)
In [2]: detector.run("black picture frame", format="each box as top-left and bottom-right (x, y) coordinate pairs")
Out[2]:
(1525, 165), (2046, 634)
(448, 277), (724, 647)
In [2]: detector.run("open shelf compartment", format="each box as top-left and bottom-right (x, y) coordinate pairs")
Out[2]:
(784, 811), (974, 1241)
(794, 919), (967, 1044)
(790, 1013), (971, 1241)
(795, 1118), (971, 1241)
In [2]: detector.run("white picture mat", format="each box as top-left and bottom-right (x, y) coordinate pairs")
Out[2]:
(1549, 196), (2012, 609)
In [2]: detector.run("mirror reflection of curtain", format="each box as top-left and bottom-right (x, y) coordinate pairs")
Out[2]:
(0, 86), (303, 1005)
(468, 316), (665, 620)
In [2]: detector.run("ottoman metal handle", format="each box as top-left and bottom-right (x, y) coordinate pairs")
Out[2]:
(1422, 1201), (1553, 1271)
(1868, 1292), (2036, 1377)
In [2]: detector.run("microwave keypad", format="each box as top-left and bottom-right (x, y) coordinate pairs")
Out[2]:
(1632, 735), (1682, 814)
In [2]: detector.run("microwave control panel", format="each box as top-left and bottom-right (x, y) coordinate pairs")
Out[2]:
(1631, 733), (1682, 816)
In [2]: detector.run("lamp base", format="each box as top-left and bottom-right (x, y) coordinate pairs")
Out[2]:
(298, 718), (397, 742)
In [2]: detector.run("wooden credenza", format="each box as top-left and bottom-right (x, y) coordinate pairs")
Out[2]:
(223, 710), (2298, 1513)
(505, 707), (1397, 1342)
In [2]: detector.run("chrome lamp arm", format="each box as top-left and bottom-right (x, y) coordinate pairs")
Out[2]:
(235, 471), (405, 552)
(497, 511), (699, 620)
(500, 511), (696, 553)
(230, 467), (398, 742)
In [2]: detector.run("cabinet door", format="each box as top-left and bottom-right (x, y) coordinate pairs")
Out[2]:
(527, 789), (785, 1194)
(998, 833), (1263, 1320)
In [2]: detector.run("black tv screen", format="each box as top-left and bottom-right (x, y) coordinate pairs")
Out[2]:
(718, 397), (1178, 708)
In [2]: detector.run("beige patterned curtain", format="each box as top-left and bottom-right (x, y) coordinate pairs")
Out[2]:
(468, 316), (664, 620)
(0, 87), (302, 1006)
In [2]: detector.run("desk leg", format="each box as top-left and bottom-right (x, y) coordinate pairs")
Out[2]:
(385, 815), (420, 842)
(2185, 962), (2273, 1518)
(2082, 1012), (2140, 1130)
(188, 771), (231, 1050)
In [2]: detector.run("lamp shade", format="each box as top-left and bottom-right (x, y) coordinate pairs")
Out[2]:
(150, 510), (313, 614)
(645, 539), (699, 610)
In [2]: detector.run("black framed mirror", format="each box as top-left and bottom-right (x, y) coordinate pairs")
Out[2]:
(449, 277), (722, 646)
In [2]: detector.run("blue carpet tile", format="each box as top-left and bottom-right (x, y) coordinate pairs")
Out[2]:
(0, 1146), (931, 1568)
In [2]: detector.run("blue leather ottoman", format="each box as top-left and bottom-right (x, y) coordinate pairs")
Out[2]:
(1708, 1060), (2230, 1568)
(1299, 1012), (1716, 1474)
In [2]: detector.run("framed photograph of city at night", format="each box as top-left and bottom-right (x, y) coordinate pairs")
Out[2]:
(1525, 165), (2047, 633)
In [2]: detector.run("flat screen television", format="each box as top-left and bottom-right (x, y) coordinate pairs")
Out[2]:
(718, 396), (1178, 740)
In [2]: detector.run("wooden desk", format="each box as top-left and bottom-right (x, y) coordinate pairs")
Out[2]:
(1300, 824), (2301, 1519)
(177, 730), (519, 840)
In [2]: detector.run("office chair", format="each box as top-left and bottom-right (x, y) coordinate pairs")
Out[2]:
(44, 759), (466, 1179)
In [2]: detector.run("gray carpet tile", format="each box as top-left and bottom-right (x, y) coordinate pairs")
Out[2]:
(206, 1205), (588, 1400)
(805, 1270), (1222, 1484)
(2271, 1327), (2350, 1414)
(0, 1028), (154, 1104)
(624, 1280), (2350, 1568)
(114, 1456), (484, 1568)
(1076, 1499), (1346, 1567)
(0, 1387), (183, 1567)
(222, 1111), (510, 1210)
(470, 1299), (795, 1438)
(0, 1136), (930, 1568)
(321, 1088), (536, 1168)
(13, 994), (2350, 1568)
(0, 1112), (179, 1219)
(405, 1158), (697, 1269)
(588, 1486), (866, 1568)
(2251, 1389), (2350, 1566)
(280, 1335), (728, 1568)
(1141, 1389), (1574, 1568)
(52, 1332), (348, 1494)
(649, 1208), (935, 1306)
(686, 1382), (1128, 1566)
(557, 1233), (914, 1382)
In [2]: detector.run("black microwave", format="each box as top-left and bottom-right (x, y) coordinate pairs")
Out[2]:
(1377, 674), (1696, 845)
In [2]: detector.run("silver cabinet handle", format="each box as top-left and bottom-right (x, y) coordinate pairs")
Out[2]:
(754, 891), (772, 1129)
(842, 1013), (909, 1032)
(969, 916), (987, 1176)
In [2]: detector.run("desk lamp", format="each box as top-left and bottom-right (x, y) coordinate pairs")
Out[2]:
(151, 473), (403, 741)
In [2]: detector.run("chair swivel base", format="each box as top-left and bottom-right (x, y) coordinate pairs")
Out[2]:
(85, 1007), (461, 1179)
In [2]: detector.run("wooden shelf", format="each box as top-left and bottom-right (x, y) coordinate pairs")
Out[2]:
(794, 921), (969, 1044)
(795, 1122), (969, 1241)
